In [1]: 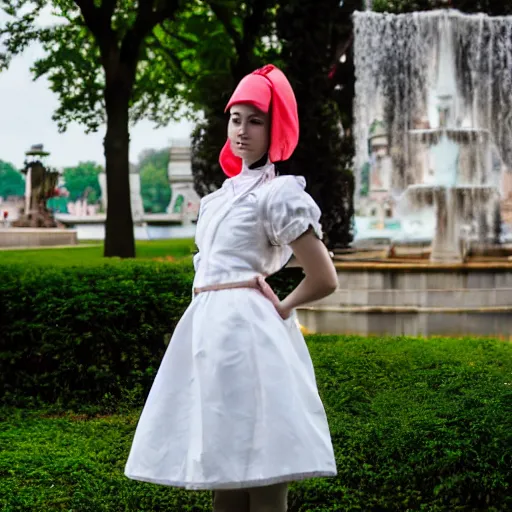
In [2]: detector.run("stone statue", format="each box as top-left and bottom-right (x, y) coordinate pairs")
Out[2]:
(12, 145), (64, 228)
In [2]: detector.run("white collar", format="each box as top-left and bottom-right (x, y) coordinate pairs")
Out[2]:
(229, 160), (275, 197)
(237, 158), (275, 181)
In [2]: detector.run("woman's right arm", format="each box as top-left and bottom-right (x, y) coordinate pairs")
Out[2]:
(276, 229), (338, 319)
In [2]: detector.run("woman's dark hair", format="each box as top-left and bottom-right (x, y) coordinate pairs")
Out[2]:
(274, 160), (295, 176)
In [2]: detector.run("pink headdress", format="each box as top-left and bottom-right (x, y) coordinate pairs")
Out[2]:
(219, 64), (299, 177)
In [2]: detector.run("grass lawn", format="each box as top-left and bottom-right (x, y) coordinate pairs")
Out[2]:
(0, 409), (214, 512)
(1, 335), (511, 511)
(0, 239), (196, 267)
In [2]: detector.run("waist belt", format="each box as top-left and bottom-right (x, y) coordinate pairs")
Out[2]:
(193, 277), (261, 296)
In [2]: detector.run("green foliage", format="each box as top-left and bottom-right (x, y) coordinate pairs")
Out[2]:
(0, 261), (195, 409)
(0, 409), (214, 511)
(276, 0), (355, 249)
(0, 337), (511, 510)
(0, 159), (24, 199)
(0, 257), (299, 409)
(0, 1), (278, 133)
(0, 1), (189, 132)
(140, 162), (171, 212)
(46, 196), (68, 213)
(63, 161), (102, 203)
(301, 335), (512, 511)
(137, 149), (171, 213)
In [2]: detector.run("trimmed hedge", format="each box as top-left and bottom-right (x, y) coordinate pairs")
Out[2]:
(0, 262), (192, 408)
(1, 337), (511, 511)
(1, 262), (511, 509)
(303, 336), (512, 511)
(0, 262), (302, 409)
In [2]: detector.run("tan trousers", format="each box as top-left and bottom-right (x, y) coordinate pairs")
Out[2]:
(212, 483), (288, 512)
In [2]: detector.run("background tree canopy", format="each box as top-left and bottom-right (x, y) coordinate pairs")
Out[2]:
(0, 160), (24, 199)
(137, 148), (171, 213)
(63, 161), (102, 204)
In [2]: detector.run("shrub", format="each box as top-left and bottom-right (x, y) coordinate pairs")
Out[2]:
(1, 336), (511, 511)
(302, 335), (512, 511)
(0, 262), (193, 408)
(0, 262), (301, 409)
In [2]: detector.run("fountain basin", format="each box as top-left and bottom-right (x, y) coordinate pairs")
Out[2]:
(409, 128), (490, 144)
(402, 184), (499, 262)
(0, 228), (78, 248)
(297, 259), (512, 338)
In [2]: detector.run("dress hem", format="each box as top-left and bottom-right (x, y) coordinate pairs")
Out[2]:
(124, 469), (337, 490)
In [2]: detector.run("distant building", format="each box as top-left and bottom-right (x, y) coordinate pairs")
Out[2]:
(358, 120), (398, 226)
(166, 140), (200, 219)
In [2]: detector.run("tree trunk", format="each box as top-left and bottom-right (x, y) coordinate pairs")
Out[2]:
(103, 67), (136, 258)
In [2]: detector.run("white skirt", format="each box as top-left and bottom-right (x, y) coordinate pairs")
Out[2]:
(124, 287), (337, 490)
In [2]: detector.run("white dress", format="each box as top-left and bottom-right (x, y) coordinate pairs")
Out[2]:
(125, 161), (337, 490)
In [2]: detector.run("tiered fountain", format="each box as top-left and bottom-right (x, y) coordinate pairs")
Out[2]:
(297, 9), (512, 338)
(402, 13), (499, 262)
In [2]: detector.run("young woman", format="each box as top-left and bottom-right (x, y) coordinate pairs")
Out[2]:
(125, 64), (339, 512)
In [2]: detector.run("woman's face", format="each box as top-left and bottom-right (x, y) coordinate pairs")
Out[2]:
(228, 103), (270, 166)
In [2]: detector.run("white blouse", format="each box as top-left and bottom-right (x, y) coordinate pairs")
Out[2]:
(192, 160), (323, 289)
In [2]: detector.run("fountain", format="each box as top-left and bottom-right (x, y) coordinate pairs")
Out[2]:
(297, 9), (512, 338)
(401, 13), (500, 262)
(0, 145), (77, 248)
(12, 145), (63, 228)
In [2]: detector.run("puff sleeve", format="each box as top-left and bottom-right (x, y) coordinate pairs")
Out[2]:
(260, 176), (323, 246)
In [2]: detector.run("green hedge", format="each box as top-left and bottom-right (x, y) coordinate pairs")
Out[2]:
(1, 337), (511, 511)
(0, 262), (302, 409)
(302, 336), (512, 511)
(1, 262), (511, 510)
(0, 262), (192, 408)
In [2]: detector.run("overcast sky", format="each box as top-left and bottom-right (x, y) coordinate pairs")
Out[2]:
(0, 9), (194, 170)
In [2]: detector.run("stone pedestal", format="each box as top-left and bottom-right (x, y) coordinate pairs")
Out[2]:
(430, 187), (463, 262)
(166, 143), (200, 220)
(0, 228), (77, 248)
(297, 261), (512, 337)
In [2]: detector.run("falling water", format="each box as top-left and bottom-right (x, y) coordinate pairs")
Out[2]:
(353, 9), (512, 259)
(353, 9), (512, 195)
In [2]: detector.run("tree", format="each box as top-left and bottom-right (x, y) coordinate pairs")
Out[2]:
(0, 160), (24, 199)
(63, 161), (102, 203)
(190, 0), (280, 196)
(275, 0), (355, 249)
(1, 0), (188, 257)
(138, 148), (171, 213)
